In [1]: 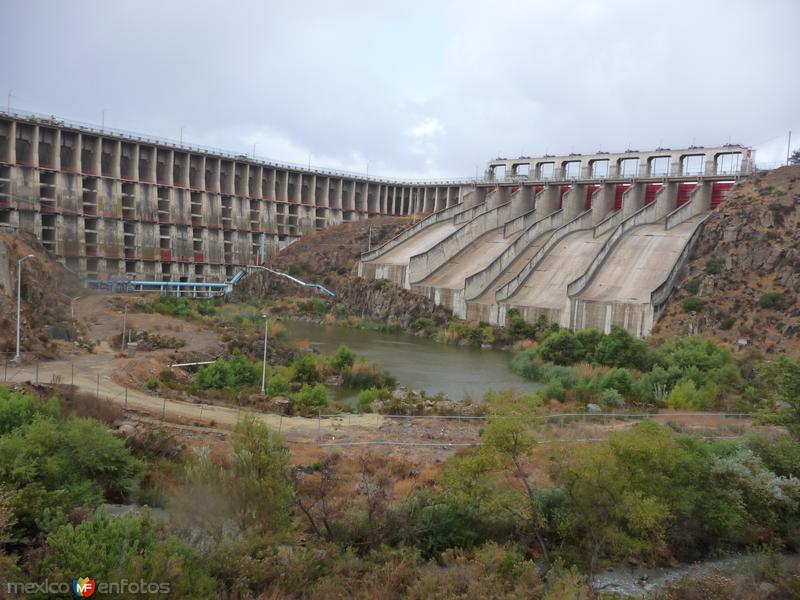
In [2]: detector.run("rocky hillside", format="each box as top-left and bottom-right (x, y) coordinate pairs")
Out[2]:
(655, 165), (800, 356)
(233, 216), (454, 326)
(0, 230), (85, 357)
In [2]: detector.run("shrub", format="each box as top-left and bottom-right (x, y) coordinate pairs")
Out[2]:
(292, 353), (324, 384)
(330, 344), (356, 372)
(599, 388), (624, 409)
(292, 383), (330, 414)
(411, 317), (437, 336)
(356, 387), (388, 412)
(682, 297), (705, 313)
(539, 379), (566, 401)
(594, 326), (651, 371)
(705, 257), (724, 275)
(575, 329), (604, 362)
(197, 302), (217, 317)
(758, 292), (787, 310)
(542, 365), (578, 390)
(665, 377), (717, 410)
(510, 349), (545, 381)
(505, 308), (536, 339)
(343, 360), (397, 389)
(538, 329), (582, 365)
(145, 377), (159, 391)
(684, 278), (701, 295)
(0, 388), (59, 435)
(196, 350), (260, 390)
(600, 368), (636, 397)
(267, 375), (291, 397)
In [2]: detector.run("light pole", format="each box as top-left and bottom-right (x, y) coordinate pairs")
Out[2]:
(260, 315), (269, 394)
(15, 254), (34, 362)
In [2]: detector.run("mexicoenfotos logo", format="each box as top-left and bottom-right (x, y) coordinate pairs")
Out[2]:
(72, 577), (96, 597)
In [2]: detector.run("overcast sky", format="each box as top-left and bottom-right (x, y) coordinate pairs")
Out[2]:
(2, 0), (798, 178)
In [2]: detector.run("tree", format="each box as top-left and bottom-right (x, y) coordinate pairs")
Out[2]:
(757, 355), (800, 438)
(175, 416), (293, 538)
(41, 512), (217, 598)
(789, 149), (800, 165)
(537, 330), (582, 365)
(0, 416), (143, 537)
(480, 417), (550, 563)
(594, 326), (651, 371)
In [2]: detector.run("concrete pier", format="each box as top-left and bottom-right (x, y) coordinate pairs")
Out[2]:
(0, 110), (473, 283)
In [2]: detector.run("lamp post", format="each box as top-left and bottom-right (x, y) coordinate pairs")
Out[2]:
(261, 315), (269, 394)
(15, 254), (34, 362)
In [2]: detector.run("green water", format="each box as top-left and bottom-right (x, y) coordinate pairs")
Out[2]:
(280, 319), (539, 402)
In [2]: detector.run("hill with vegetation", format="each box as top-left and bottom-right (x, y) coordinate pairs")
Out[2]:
(656, 165), (800, 356)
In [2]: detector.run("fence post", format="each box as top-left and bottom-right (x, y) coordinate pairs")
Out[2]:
(96, 374), (100, 397)
(35, 359), (39, 385)
(124, 387), (128, 410)
(71, 362), (74, 386)
(3, 358), (7, 382)
(278, 414), (283, 435)
(317, 410), (321, 442)
(162, 398), (166, 420)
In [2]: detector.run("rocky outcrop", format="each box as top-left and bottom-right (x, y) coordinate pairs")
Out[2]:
(655, 165), (800, 356)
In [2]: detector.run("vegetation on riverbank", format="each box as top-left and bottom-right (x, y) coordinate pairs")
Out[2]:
(2, 384), (799, 598)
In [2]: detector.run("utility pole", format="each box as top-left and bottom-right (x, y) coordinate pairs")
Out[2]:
(101, 109), (106, 131)
(179, 126), (184, 145)
(260, 316), (269, 394)
(120, 305), (128, 352)
(6, 90), (12, 113)
(14, 254), (34, 362)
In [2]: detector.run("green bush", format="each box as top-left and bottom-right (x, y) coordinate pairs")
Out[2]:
(758, 292), (788, 310)
(705, 256), (724, 275)
(505, 308), (535, 339)
(600, 368), (636, 397)
(145, 377), (159, 391)
(42, 513), (217, 597)
(599, 388), (624, 409)
(292, 383), (330, 414)
(594, 326), (651, 371)
(197, 302), (217, 317)
(267, 375), (291, 397)
(196, 350), (261, 390)
(330, 344), (356, 372)
(292, 353), (324, 384)
(510, 349), (544, 381)
(0, 387), (59, 435)
(355, 387), (389, 412)
(343, 360), (397, 389)
(665, 377), (717, 410)
(541, 365), (578, 389)
(0, 414), (143, 537)
(682, 297), (705, 313)
(685, 278), (701, 295)
(539, 379), (566, 401)
(575, 329), (604, 362)
(537, 329), (583, 365)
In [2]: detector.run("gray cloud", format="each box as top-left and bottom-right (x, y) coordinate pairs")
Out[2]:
(1, 0), (797, 177)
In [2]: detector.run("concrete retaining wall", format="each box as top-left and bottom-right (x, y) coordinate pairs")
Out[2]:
(495, 209), (594, 302)
(407, 201), (513, 284)
(464, 209), (562, 301)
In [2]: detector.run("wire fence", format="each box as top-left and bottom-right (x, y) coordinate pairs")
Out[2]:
(0, 354), (775, 449)
(315, 411), (762, 448)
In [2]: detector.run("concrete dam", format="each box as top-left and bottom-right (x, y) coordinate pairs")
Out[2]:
(359, 146), (752, 337)
(0, 108), (752, 337)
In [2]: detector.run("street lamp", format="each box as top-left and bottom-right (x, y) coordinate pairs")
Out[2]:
(261, 315), (269, 394)
(15, 254), (34, 362)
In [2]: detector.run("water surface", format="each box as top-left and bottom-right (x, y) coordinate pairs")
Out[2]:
(280, 319), (538, 402)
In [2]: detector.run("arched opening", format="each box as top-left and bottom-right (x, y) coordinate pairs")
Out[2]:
(715, 153), (741, 175)
(538, 162), (555, 180)
(648, 156), (670, 177)
(680, 155), (705, 176)
(618, 157), (639, 177)
(490, 164), (506, 180)
(563, 160), (581, 179)
(676, 183), (696, 207)
(513, 163), (530, 178)
(590, 159), (609, 178)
